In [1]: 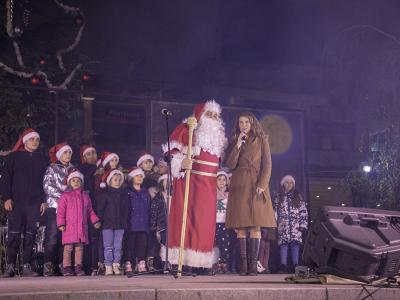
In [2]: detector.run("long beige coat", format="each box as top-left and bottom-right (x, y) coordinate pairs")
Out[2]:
(225, 134), (277, 229)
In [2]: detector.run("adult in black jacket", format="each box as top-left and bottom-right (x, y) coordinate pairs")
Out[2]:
(0, 129), (47, 277)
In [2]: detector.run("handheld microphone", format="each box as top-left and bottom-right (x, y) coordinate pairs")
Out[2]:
(161, 108), (172, 116)
(241, 130), (247, 144)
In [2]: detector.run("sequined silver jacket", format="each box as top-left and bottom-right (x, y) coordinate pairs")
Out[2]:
(43, 162), (74, 209)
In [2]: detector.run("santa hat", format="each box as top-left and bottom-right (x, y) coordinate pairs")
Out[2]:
(158, 173), (168, 183)
(98, 152), (119, 168)
(12, 128), (40, 152)
(194, 99), (221, 121)
(65, 168), (84, 185)
(49, 142), (72, 164)
(280, 175), (295, 186)
(127, 166), (145, 178)
(80, 145), (96, 163)
(136, 152), (154, 167)
(100, 169), (124, 188)
(217, 170), (230, 180)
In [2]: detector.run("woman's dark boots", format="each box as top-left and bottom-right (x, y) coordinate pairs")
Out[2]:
(248, 238), (260, 276)
(238, 238), (247, 275)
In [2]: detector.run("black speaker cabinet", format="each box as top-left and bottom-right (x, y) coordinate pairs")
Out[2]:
(303, 206), (400, 282)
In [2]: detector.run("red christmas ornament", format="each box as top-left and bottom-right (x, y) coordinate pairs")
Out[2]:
(82, 73), (90, 82)
(31, 76), (40, 85)
(74, 15), (84, 26)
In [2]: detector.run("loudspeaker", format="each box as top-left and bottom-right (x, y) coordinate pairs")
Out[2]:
(303, 206), (400, 282)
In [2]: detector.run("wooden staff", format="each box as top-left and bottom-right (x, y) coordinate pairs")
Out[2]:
(177, 116), (197, 277)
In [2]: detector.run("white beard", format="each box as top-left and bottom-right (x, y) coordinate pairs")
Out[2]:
(194, 116), (227, 158)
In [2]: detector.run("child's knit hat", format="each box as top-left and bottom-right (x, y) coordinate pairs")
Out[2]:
(137, 152), (154, 167)
(127, 166), (145, 178)
(49, 142), (72, 163)
(280, 175), (295, 187)
(100, 169), (124, 188)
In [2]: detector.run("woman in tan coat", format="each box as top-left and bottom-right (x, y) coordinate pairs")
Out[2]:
(225, 111), (276, 275)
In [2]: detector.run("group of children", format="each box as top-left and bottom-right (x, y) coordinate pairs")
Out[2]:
(1, 128), (308, 277)
(50, 145), (169, 276)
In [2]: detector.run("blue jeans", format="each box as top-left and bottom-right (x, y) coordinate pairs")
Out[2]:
(280, 242), (300, 266)
(102, 229), (124, 266)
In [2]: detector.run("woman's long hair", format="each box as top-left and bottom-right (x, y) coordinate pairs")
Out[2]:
(231, 111), (265, 142)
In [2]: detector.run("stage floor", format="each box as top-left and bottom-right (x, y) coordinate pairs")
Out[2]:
(0, 274), (399, 300)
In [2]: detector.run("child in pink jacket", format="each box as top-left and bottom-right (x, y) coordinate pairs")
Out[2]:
(57, 168), (101, 276)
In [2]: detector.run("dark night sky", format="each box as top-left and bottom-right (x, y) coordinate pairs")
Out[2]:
(2, 0), (400, 94)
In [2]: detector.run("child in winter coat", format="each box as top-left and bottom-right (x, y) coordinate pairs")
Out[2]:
(214, 170), (231, 274)
(147, 174), (168, 271)
(43, 142), (74, 276)
(57, 169), (101, 276)
(78, 145), (101, 275)
(96, 169), (129, 275)
(274, 175), (308, 273)
(125, 167), (151, 275)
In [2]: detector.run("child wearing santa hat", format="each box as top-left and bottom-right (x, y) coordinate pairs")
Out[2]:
(95, 152), (121, 190)
(43, 142), (74, 276)
(214, 170), (232, 274)
(146, 173), (168, 272)
(137, 152), (159, 193)
(77, 145), (101, 275)
(57, 168), (101, 276)
(124, 166), (151, 275)
(274, 175), (308, 274)
(96, 169), (129, 275)
(1, 128), (47, 277)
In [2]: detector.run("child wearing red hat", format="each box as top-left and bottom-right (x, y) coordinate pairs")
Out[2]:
(57, 168), (101, 276)
(77, 145), (100, 275)
(1, 128), (47, 277)
(43, 142), (74, 276)
(137, 152), (159, 193)
(96, 169), (129, 275)
(94, 152), (121, 190)
(124, 166), (150, 275)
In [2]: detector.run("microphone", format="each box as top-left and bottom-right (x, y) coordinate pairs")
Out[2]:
(241, 131), (247, 144)
(161, 108), (172, 116)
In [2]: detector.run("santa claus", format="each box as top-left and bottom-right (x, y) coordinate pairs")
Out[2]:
(162, 99), (227, 268)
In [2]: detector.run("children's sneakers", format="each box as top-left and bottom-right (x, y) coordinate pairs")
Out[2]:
(124, 261), (133, 276)
(257, 261), (266, 273)
(105, 265), (113, 275)
(112, 263), (121, 275)
(137, 260), (147, 273)
(63, 266), (75, 276)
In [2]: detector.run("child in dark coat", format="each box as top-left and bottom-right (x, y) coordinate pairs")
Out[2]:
(57, 169), (100, 276)
(97, 169), (129, 275)
(125, 167), (151, 275)
(147, 174), (168, 271)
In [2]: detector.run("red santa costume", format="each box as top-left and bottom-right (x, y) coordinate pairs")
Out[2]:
(161, 100), (227, 268)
